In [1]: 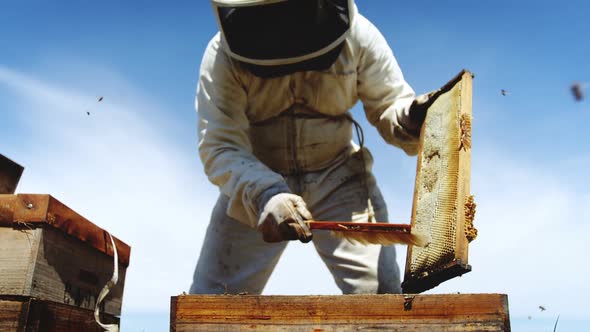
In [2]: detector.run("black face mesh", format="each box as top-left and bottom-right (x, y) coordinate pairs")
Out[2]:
(239, 42), (344, 78)
(218, 0), (349, 61)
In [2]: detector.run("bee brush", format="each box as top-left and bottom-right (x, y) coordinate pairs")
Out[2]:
(306, 221), (429, 247)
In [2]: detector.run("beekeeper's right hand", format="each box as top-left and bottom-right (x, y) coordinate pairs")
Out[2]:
(257, 193), (313, 243)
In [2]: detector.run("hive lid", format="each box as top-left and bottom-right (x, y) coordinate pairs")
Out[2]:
(0, 154), (24, 194)
(0, 194), (130, 266)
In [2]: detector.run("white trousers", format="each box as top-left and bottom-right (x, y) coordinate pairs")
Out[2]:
(189, 149), (402, 294)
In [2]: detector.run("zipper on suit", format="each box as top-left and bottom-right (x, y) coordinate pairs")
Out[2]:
(286, 107), (303, 194)
(288, 78), (302, 195)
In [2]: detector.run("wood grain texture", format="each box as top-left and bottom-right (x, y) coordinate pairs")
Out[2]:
(0, 297), (119, 332)
(171, 294), (510, 332)
(455, 70), (474, 265)
(1, 194), (129, 316)
(0, 227), (126, 316)
(32, 227), (127, 316)
(0, 298), (29, 331)
(0, 194), (130, 266)
(0, 228), (40, 296)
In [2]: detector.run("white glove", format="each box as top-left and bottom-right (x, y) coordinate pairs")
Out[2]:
(257, 193), (313, 243)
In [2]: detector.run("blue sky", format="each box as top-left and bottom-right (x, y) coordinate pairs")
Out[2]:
(1, 1), (589, 331)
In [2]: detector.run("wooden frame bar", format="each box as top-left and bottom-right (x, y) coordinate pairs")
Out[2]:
(171, 294), (510, 331)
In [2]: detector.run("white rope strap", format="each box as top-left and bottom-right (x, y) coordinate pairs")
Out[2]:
(94, 232), (119, 332)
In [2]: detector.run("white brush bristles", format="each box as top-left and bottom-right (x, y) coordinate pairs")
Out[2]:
(330, 230), (430, 247)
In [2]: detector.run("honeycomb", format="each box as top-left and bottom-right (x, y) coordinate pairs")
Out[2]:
(464, 195), (477, 242)
(405, 70), (479, 287)
(410, 86), (462, 275)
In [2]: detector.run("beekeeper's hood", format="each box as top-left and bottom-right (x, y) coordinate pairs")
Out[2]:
(211, 0), (356, 66)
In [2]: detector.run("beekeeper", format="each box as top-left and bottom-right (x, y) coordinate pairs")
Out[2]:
(190, 0), (436, 295)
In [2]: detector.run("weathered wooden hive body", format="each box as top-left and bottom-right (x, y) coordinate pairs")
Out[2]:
(171, 294), (510, 331)
(0, 193), (130, 331)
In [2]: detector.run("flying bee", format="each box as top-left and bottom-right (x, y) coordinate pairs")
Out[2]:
(571, 82), (584, 101)
(85, 96), (104, 115)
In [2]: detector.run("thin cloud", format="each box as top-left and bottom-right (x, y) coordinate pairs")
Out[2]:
(430, 150), (590, 318)
(0, 65), (215, 312)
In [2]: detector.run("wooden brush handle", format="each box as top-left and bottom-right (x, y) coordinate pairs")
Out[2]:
(307, 221), (412, 233)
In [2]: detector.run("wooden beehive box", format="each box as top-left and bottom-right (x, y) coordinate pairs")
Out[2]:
(0, 297), (119, 332)
(403, 70), (476, 293)
(0, 194), (130, 317)
(171, 294), (511, 331)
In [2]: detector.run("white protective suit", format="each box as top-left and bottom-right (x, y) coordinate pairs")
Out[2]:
(190, 8), (421, 295)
